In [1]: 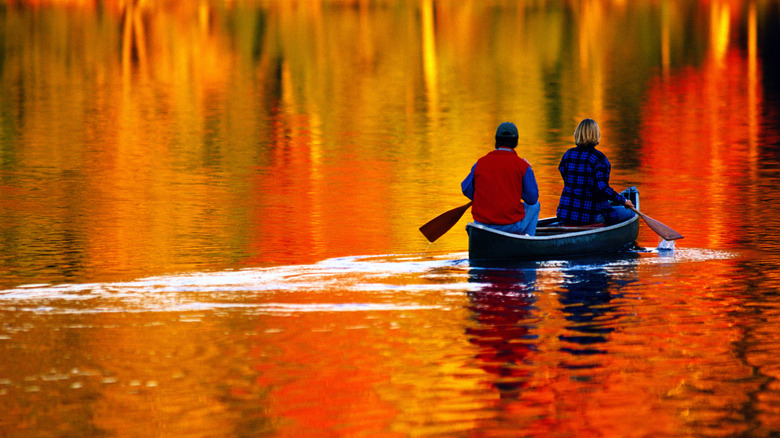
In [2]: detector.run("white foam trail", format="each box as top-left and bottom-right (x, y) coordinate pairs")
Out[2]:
(0, 249), (737, 314)
(0, 254), (472, 314)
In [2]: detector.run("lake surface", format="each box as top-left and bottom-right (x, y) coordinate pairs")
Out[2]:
(1, 0), (780, 436)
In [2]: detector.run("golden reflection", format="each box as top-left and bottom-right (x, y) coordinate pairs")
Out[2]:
(421, 0), (439, 120)
(661, 0), (670, 76)
(577, 0), (605, 119)
(122, 0), (149, 79)
(710, 0), (731, 67)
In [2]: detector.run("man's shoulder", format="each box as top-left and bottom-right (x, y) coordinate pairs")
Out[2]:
(510, 154), (532, 169)
(482, 149), (529, 163)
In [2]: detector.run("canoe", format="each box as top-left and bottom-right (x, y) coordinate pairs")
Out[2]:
(466, 187), (641, 261)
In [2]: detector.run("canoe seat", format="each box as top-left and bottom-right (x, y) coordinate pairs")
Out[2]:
(562, 222), (606, 228)
(535, 222), (607, 235)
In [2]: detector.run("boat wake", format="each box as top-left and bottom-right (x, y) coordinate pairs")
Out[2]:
(0, 253), (472, 314)
(0, 248), (738, 315)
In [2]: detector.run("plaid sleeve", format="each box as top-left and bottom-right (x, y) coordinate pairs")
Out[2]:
(594, 157), (626, 205)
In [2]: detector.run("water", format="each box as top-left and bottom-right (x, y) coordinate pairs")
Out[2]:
(0, 249), (764, 435)
(1, 0), (780, 436)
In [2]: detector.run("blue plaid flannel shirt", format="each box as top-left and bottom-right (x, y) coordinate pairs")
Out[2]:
(556, 146), (626, 224)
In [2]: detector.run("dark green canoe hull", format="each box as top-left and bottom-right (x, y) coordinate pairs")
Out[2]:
(467, 215), (640, 261)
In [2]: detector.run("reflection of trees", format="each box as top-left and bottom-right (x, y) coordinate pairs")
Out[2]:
(466, 265), (537, 397)
(121, 0), (148, 75)
(0, 0), (774, 275)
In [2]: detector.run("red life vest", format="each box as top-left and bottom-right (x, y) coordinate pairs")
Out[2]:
(472, 149), (530, 225)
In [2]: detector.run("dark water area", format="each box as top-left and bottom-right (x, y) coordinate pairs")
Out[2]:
(1, 0), (780, 436)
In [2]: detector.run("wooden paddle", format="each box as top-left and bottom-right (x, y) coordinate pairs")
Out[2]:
(626, 205), (683, 241)
(419, 201), (472, 243)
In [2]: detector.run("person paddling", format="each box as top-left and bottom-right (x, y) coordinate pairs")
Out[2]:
(556, 118), (635, 226)
(461, 122), (540, 236)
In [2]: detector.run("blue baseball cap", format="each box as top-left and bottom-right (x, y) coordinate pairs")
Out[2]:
(495, 122), (518, 138)
(495, 122), (518, 147)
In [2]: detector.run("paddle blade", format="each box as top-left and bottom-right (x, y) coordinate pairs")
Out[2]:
(628, 206), (683, 241)
(419, 202), (472, 243)
(641, 214), (684, 241)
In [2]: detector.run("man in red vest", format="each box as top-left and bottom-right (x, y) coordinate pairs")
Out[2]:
(461, 122), (540, 235)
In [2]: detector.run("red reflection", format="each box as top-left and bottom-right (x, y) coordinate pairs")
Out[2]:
(246, 94), (395, 266)
(466, 267), (536, 397)
(640, 26), (763, 249)
(250, 313), (400, 435)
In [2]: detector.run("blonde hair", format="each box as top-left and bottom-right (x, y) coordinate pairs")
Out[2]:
(574, 118), (600, 147)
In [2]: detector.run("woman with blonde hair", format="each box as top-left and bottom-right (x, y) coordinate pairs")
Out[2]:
(556, 118), (635, 225)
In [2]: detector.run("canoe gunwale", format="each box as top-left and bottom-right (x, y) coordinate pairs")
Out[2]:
(466, 214), (640, 242)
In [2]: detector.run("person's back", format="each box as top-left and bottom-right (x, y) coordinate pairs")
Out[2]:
(556, 119), (635, 225)
(462, 122), (540, 236)
(471, 149), (531, 225)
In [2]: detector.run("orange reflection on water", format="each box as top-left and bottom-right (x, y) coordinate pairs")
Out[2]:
(252, 313), (400, 435)
(246, 86), (397, 265)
